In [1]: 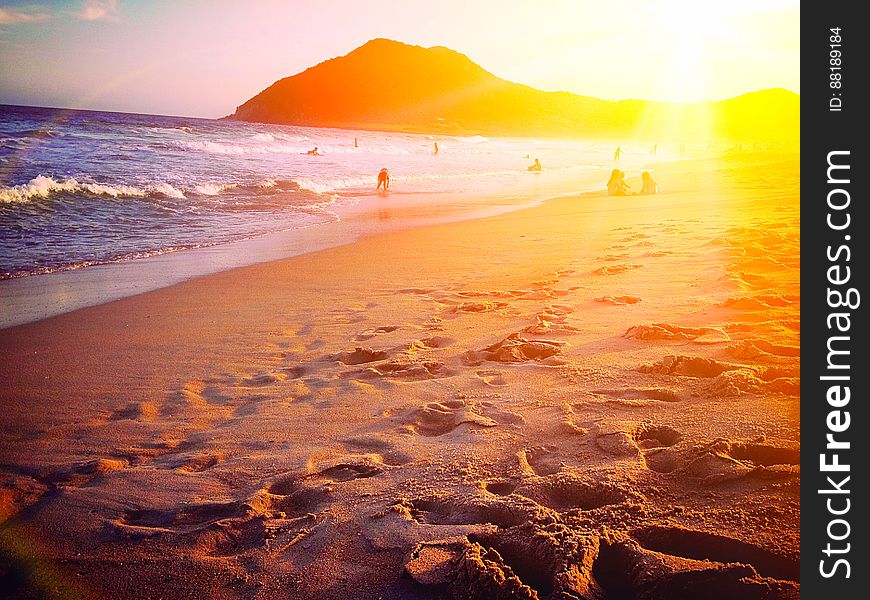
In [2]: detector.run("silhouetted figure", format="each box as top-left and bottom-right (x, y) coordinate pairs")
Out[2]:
(354, 138), (359, 148)
(434, 142), (439, 155)
(377, 168), (390, 191)
(614, 146), (623, 161)
(307, 146), (320, 156)
(527, 158), (542, 172)
(639, 171), (658, 195)
(607, 169), (628, 196)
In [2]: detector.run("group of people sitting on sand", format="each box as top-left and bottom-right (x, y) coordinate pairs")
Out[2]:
(607, 169), (657, 196)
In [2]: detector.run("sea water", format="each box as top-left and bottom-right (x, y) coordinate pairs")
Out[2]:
(1, 104), (657, 279)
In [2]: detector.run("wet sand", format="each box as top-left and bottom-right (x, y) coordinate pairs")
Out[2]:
(0, 151), (799, 599)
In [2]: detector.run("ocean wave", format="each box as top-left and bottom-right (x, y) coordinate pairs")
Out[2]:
(0, 175), (147, 204)
(0, 175), (189, 203)
(192, 182), (236, 196)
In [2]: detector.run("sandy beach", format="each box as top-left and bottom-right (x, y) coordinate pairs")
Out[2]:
(0, 151), (799, 599)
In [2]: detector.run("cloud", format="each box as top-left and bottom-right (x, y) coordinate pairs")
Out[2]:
(0, 7), (51, 24)
(75, 0), (121, 22)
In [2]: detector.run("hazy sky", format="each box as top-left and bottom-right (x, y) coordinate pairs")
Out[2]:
(0, 0), (800, 118)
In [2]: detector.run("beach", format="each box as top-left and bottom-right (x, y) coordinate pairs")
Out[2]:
(0, 150), (800, 599)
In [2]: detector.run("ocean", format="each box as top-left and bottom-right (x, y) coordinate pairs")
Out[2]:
(0, 104), (654, 280)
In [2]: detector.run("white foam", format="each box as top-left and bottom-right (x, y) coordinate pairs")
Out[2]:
(149, 182), (186, 199)
(193, 182), (235, 196)
(0, 175), (147, 204)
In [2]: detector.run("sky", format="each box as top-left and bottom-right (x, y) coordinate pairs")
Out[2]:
(0, 0), (800, 118)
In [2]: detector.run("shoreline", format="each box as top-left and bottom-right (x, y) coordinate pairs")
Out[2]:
(0, 150), (800, 598)
(0, 164), (616, 329)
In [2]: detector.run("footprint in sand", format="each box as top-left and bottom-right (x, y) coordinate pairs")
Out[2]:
(119, 501), (242, 533)
(721, 293), (798, 310)
(408, 336), (456, 351)
(453, 300), (511, 313)
(407, 523), (591, 598)
(476, 370), (507, 387)
(354, 359), (452, 381)
(594, 295), (642, 306)
(591, 387), (682, 405)
(519, 446), (562, 477)
(513, 473), (634, 512)
(354, 325), (400, 341)
(679, 439), (800, 483)
(238, 367), (304, 387)
(401, 399), (497, 437)
(340, 436), (413, 467)
(593, 264), (642, 276)
(637, 355), (739, 378)
(331, 347), (389, 365)
(160, 379), (230, 417)
(316, 463), (383, 483)
(171, 453), (223, 473)
(630, 525), (799, 582)
(265, 478), (332, 517)
(108, 400), (159, 422)
(524, 305), (579, 335)
(624, 323), (729, 343)
(483, 479), (521, 497)
(726, 339), (800, 360)
(633, 424), (681, 449)
(464, 334), (566, 366)
(396, 496), (527, 529)
(38, 458), (128, 489)
(596, 252), (630, 261)
(593, 531), (799, 598)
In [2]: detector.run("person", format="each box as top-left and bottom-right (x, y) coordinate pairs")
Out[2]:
(606, 169), (628, 196)
(377, 168), (390, 191)
(527, 158), (542, 172)
(639, 171), (658, 195)
(613, 146), (623, 161)
(434, 142), (439, 155)
(354, 138), (359, 148)
(307, 146), (320, 156)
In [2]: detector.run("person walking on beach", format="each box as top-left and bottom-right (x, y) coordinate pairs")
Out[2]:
(613, 146), (623, 161)
(527, 158), (542, 172)
(377, 168), (390, 191)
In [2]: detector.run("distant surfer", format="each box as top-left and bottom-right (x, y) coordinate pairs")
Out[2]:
(354, 138), (359, 148)
(434, 142), (439, 155)
(307, 146), (321, 156)
(613, 146), (623, 161)
(377, 168), (390, 191)
(527, 158), (542, 172)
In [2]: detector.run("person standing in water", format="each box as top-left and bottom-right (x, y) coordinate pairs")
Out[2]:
(527, 158), (542, 172)
(354, 137), (359, 148)
(434, 142), (439, 155)
(376, 168), (390, 191)
(613, 146), (623, 161)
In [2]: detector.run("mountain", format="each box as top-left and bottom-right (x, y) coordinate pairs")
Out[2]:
(227, 39), (798, 142)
